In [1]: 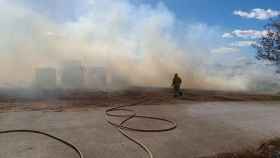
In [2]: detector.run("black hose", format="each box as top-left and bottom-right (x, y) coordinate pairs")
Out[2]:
(0, 130), (83, 158)
(0, 100), (176, 158)
(105, 100), (177, 158)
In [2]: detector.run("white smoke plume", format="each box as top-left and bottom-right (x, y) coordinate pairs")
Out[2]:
(0, 0), (278, 92)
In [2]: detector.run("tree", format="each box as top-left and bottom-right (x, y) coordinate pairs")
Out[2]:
(254, 18), (280, 72)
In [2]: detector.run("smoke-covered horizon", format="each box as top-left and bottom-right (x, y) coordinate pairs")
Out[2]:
(0, 0), (279, 92)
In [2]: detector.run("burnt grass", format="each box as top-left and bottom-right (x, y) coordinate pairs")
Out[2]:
(0, 87), (280, 113)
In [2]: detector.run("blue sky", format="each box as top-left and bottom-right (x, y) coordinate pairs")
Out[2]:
(20, 0), (280, 28)
(142, 0), (280, 29)
(146, 0), (280, 61)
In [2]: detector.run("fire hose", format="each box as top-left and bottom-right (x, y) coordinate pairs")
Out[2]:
(0, 129), (84, 158)
(105, 100), (177, 158)
(0, 100), (176, 158)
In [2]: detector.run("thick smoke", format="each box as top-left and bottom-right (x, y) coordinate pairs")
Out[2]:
(0, 0), (278, 92)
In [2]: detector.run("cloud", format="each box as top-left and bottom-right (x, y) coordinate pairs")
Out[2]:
(222, 29), (267, 39)
(230, 40), (256, 47)
(222, 33), (234, 38)
(211, 47), (240, 54)
(234, 8), (280, 20)
(45, 31), (64, 39)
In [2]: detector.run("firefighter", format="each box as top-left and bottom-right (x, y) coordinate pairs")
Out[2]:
(172, 73), (183, 97)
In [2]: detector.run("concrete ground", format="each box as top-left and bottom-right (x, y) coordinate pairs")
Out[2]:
(1, 102), (280, 158)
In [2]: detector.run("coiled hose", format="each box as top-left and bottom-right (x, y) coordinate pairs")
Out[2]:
(105, 100), (177, 158)
(0, 100), (176, 158)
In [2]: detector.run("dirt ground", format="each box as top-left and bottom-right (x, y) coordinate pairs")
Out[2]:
(1, 102), (280, 158)
(1, 88), (280, 158)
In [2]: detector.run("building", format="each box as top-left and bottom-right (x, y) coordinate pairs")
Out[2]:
(85, 67), (107, 90)
(34, 68), (57, 90)
(61, 61), (84, 89)
(108, 71), (129, 90)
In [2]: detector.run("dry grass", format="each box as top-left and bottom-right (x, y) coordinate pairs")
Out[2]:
(202, 138), (280, 158)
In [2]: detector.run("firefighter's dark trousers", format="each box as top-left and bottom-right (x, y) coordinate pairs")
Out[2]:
(173, 85), (182, 97)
